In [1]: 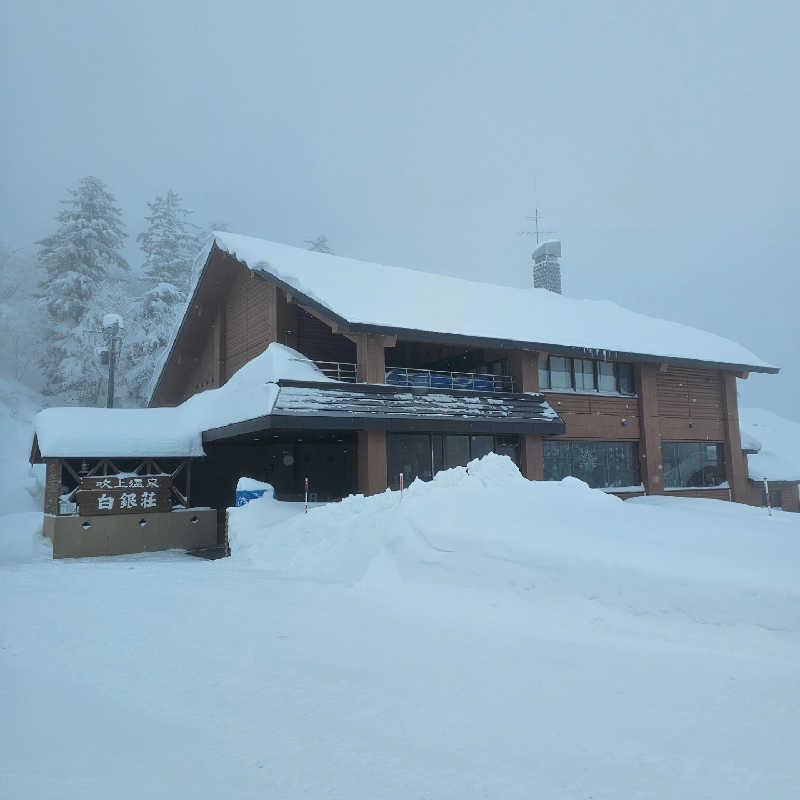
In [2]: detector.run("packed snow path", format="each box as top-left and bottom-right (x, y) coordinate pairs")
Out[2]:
(2, 457), (799, 799)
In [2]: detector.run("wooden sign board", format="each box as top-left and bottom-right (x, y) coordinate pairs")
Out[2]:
(77, 474), (172, 516)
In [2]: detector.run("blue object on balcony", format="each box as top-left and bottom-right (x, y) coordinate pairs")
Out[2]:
(430, 374), (452, 389)
(452, 375), (474, 390)
(385, 369), (408, 386)
(409, 373), (430, 387)
(474, 378), (495, 392)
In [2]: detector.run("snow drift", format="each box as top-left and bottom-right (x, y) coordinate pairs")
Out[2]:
(229, 453), (800, 632)
(32, 343), (329, 458)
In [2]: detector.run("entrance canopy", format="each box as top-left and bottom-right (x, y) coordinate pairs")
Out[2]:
(203, 378), (564, 442)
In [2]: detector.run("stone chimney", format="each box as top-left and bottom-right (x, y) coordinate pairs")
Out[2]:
(532, 240), (562, 294)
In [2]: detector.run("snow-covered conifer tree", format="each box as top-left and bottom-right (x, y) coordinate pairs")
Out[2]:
(121, 190), (198, 406)
(37, 176), (129, 404)
(305, 234), (333, 254)
(137, 190), (197, 293)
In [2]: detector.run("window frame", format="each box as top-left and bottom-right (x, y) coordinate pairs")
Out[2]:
(539, 356), (637, 397)
(661, 442), (727, 489)
(542, 439), (642, 489)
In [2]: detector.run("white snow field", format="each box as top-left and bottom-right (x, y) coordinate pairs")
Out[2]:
(2, 455), (800, 799)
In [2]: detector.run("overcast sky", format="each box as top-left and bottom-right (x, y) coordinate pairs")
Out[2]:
(2, 1), (797, 419)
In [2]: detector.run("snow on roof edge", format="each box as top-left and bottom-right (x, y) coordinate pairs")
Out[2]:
(209, 231), (777, 374)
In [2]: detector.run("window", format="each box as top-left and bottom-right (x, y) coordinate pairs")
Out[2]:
(388, 433), (521, 489)
(539, 357), (636, 395)
(543, 441), (641, 489)
(597, 360), (616, 392)
(661, 442), (726, 488)
(574, 359), (595, 392)
(549, 356), (572, 390)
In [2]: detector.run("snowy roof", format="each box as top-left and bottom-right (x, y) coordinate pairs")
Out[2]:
(204, 231), (776, 373)
(739, 407), (800, 483)
(33, 345), (330, 459)
(203, 380), (564, 440)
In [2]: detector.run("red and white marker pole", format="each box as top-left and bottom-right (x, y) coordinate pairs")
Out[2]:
(399, 472), (404, 499)
(304, 477), (309, 514)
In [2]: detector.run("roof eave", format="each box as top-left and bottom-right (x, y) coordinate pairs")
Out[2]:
(250, 267), (778, 375)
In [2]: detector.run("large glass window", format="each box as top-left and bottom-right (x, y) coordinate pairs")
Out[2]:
(661, 442), (726, 488)
(539, 357), (636, 396)
(444, 435), (470, 469)
(388, 433), (521, 489)
(543, 440), (641, 489)
(387, 434), (433, 490)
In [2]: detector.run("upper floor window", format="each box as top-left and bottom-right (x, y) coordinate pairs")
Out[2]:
(539, 356), (635, 395)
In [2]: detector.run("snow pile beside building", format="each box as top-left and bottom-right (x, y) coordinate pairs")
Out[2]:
(228, 453), (800, 629)
(3, 454), (800, 797)
(32, 343), (329, 458)
(0, 376), (45, 513)
(740, 407), (800, 481)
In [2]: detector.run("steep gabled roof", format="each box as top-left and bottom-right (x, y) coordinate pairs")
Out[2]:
(212, 232), (776, 371)
(151, 232), (777, 405)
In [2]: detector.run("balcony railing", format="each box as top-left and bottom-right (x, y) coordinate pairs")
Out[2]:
(385, 367), (514, 393)
(310, 360), (358, 382)
(307, 360), (514, 393)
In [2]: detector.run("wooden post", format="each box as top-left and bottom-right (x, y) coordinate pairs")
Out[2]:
(44, 459), (62, 515)
(508, 349), (544, 480)
(637, 363), (664, 494)
(358, 430), (387, 496)
(352, 334), (389, 384)
(721, 372), (748, 503)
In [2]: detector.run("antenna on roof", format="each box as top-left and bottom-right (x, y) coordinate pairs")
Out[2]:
(519, 208), (556, 245)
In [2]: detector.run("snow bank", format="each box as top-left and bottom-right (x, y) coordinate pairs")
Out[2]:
(0, 377), (45, 512)
(0, 512), (49, 564)
(228, 453), (800, 630)
(209, 231), (774, 370)
(33, 343), (329, 458)
(740, 407), (800, 482)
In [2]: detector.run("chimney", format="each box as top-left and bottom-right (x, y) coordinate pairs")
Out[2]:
(532, 240), (562, 294)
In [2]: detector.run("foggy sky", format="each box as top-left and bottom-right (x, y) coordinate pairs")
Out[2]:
(2, 1), (798, 419)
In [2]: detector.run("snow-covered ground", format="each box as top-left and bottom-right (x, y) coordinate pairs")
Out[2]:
(2, 454), (799, 799)
(740, 406), (800, 482)
(0, 376), (44, 512)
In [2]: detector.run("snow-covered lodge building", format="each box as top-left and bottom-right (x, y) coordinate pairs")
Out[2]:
(31, 232), (788, 557)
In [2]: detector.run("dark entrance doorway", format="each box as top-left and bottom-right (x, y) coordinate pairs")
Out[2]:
(190, 431), (358, 541)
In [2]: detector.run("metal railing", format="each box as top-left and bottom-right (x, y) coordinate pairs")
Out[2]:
(310, 360), (358, 382)
(306, 360), (514, 392)
(385, 367), (514, 393)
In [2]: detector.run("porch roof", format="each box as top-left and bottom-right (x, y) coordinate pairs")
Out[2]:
(202, 379), (565, 442)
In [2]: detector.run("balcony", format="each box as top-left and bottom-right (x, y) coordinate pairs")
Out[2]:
(385, 367), (513, 393)
(310, 360), (358, 382)
(310, 361), (514, 393)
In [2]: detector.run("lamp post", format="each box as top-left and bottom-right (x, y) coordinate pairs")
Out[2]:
(102, 314), (124, 409)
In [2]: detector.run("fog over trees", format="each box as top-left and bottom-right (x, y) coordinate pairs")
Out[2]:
(1, 2), (797, 419)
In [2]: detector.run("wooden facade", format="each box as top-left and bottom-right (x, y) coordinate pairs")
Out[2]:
(148, 244), (775, 509)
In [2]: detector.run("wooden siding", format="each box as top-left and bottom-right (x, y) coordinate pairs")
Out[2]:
(223, 269), (277, 379)
(545, 393), (641, 440)
(663, 488), (731, 502)
(183, 323), (218, 400)
(656, 367), (724, 433)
